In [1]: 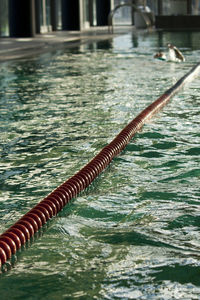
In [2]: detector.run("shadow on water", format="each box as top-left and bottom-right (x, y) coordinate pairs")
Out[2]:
(152, 264), (200, 286)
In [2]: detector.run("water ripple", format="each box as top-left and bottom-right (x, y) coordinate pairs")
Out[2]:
(0, 31), (200, 299)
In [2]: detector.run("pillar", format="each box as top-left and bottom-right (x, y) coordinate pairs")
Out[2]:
(9, 0), (35, 37)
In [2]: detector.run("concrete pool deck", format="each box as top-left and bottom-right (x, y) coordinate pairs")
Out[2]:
(0, 26), (135, 62)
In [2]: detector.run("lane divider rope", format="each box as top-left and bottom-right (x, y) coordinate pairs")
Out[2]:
(0, 62), (199, 267)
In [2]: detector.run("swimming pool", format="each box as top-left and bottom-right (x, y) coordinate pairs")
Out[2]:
(0, 30), (200, 299)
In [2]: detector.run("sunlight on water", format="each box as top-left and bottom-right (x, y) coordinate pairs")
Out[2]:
(0, 30), (200, 299)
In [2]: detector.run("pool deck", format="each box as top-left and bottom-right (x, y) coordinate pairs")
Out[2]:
(0, 26), (134, 62)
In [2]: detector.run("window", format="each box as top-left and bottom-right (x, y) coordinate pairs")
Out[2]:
(0, 0), (9, 37)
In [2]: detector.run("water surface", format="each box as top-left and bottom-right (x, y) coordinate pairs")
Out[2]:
(0, 30), (200, 299)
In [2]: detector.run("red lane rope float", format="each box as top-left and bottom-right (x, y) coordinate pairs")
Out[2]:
(0, 63), (199, 268)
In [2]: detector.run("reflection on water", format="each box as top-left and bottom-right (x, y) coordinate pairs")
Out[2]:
(0, 30), (200, 299)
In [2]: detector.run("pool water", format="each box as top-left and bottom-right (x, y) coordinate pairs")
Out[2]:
(0, 30), (200, 299)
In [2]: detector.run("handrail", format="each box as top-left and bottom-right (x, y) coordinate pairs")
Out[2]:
(108, 3), (152, 33)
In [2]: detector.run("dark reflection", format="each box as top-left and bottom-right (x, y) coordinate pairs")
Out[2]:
(0, 59), (50, 107)
(12, 61), (42, 77)
(66, 46), (82, 54)
(131, 32), (139, 48)
(90, 228), (179, 250)
(152, 264), (200, 286)
(166, 214), (200, 230)
(96, 39), (112, 50)
(86, 42), (97, 52)
(157, 30), (164, 48)
(155, 30), (200, 50)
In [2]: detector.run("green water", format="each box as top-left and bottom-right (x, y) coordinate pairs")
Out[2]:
(0, 30), (200, 299)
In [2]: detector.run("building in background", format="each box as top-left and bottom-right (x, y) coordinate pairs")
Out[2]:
(110, 0), (200, 29)
(0, 0), (114, 37)
(155, 0), (200, 29)
(0, 0), (200, 37)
